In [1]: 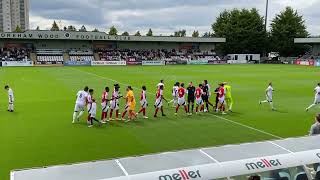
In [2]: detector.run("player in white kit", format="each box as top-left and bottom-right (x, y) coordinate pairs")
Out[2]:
(5, 85), (14, 112)
(88, 99), (101, 128)
(86, 89), (94, 122)
(306, 83), (320, 112)
(101, 87), (110, 123)
(137, 86), (148, 119)
(259, 82), (275, 110)
(168, 82), (180, 107)
(72, 86), (89, 123)
(109, 84), (122, 121)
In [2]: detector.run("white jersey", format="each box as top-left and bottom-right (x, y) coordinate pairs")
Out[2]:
(315, 86), (320, 98)
(157, 82), (164, 89)
(8, 88), (14, 103)
(266, 85), (273, 98)
(172, 86), (179, 97)
(76, 90), (88, 106)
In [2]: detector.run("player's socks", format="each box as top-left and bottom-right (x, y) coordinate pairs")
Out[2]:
(191, 105), (194, 113)
(187, 104), (190, 113)
(175, 106), (179, 113)
(306, 104), (316, 110)
(184, 106), (188, 113)
(270, 102), (274, 109)
(143, 109), (146, 116)
(73, 112), (77, 122)
(260, 100), (268, 104)
(116, 110), (119, 119)
(154, 108), (159, 117)
(122, 111), (127, 118)
(109, 110), (113, 119)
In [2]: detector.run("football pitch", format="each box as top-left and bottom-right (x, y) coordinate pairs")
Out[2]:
(0, 64), (319, 180)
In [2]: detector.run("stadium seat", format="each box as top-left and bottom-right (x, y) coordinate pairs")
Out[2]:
(294, 172), (308, 180)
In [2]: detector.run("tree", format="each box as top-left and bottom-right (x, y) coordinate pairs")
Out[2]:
(92, 28), (99, 32)
(134, 31), (141, 36)
(13, 25), (22, 33)
(202, 32), (214, 37)
(50, 21), (60, 31)
(174, 29), (186, 37)
(122, 31), (129, 36)
(67, 25), (76, 31)
(146, 28), (153, 36)
(192, 30), (199, 37)
(212, 8), (267, 54)
(63, 26), (67, 31)
(79, 25), (87, 32)
(36, 26), (40, 30)
(270, 7), (309, 57)
(108, 26), (118, 35)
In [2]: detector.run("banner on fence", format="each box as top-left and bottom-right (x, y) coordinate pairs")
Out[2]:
(295, 59), (315, 66)
(126, 60), (142, 66)
(142, 61), (165, 66)
(208, 60), (227, 65)
(1, 61), (33, 67)
(91, 61), (126, 66)
(187, 60), (208, 65)
(64, 61), (91, 66)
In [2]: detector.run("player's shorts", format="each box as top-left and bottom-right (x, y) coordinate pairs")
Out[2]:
(196, 98), (204, 105)
(178, 98), (186, 106)
(101, 102), (110, 112)
(111, 100), (119, 110)
(218, 97), (225, 104)
(74, 103), (85, 112)
(314, 97), (320, 104)
(140, 100), (148, 108)
(87, 104), (92, 112)
(188, 96), (195, 103)
(129, 102), (136, 111)
(266, 95), (273, 102)
(155, 99), (163, 108)
(90, 113), (96, 118)
(202, 95), (209, 102)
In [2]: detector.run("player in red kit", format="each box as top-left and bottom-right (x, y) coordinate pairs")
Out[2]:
(195, 84), (204, 114)
(175, 83), (188, 115)
(216, 83), (227, 115)
(154, 85), (167, 118)
(101, 87), (110, 123)
(137, 86), (148, 119)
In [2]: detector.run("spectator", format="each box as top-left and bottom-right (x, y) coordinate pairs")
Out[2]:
(309, 114), (320, 136)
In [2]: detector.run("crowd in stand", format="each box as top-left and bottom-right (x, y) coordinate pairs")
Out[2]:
(95, 48), (220, 61)
(0, 48), (30, 61)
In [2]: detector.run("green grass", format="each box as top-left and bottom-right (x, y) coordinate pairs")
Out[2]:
(0, 64), (319, 180)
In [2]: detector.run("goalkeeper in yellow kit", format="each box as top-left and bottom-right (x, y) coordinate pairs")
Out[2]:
(224, 82), (233, 112)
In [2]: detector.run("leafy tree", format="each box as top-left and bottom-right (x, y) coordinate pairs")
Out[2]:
(146, 28), (153, 36)
(212, 8), (267, 54)
(92, 28), (99, 32)
(134, 31), (141, 36)
(192, 30), (199, 37)
(79, 25), (87, 32)
(202, 32), (214, 37)
(67, 25), (77, 31)
(13, 25), (22, 33)
(174, 29), (186, 37)
(270, 7), (309, 56)
(50, 21), (60, 31)
(36, 26), (40, 30)
(108, 26), (118, 35)
(122, 31), (129, 36)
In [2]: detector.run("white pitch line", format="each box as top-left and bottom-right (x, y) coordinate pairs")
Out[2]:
(210, 114), (283, 139)
(115, 159), (129, 176)
(71, 67), (283, 140)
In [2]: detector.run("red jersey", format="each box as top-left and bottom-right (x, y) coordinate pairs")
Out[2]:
(101, 92), (109, 103)
(140, 90), (146, 101)
(156, 89), (163, 99)
(218, 87), (225, 98)
(195, 88), (203, 99)
(178, 88), (186, 98)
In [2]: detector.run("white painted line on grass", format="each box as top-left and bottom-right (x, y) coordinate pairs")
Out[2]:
(71, 68), (283, 140)
(115, 159), (129, 176)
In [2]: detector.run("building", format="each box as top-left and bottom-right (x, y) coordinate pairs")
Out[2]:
(0, 0), (29, 32)
(294, 38), (320, 58)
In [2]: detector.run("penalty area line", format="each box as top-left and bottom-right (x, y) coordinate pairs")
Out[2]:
(70, 67), (283, 140)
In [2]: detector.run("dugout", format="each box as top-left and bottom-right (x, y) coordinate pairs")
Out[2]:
(294, 38), (320, 58)
(11, 136), (320, 180)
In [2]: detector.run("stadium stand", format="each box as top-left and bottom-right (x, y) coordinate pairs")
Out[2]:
(10, 136), (320, 180)
(69, 49), (95, 62)
(95, 48), (219, 61)
(36, 49), (64, 64)
(0, 47), (30, 61)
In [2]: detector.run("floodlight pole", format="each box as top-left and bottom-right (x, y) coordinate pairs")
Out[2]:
(265, 0), (269, 32)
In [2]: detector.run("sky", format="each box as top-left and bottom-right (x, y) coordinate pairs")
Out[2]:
(29, 0), (320, 36)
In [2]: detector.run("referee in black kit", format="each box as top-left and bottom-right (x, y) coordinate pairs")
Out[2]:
(187, 82), (196, 115)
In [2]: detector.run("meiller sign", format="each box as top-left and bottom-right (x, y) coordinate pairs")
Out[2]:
(245, 158), (282, 170)
(158, 169), (201, 180)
